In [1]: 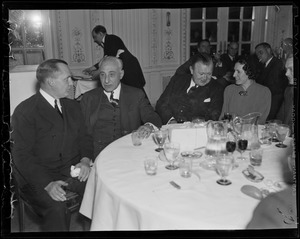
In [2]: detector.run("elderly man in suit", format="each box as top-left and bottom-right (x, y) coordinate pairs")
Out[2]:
(156, 52), (224, 124)
(80, 56), (162, 158)
(83, 25), (146, 90)
(11, 59), (93, 231)
(255, 42), (288, 120)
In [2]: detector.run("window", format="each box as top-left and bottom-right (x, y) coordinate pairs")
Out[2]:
(9, 10), (46, 67)
(188, 7), (262, 58)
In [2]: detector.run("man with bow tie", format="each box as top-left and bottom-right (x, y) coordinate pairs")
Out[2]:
(255, 42), (289, 120)
(156, 53), (224, 124)
(80, 56), (162, 158)
(83, 25), (146, 90)
(11, 59), (93, 231)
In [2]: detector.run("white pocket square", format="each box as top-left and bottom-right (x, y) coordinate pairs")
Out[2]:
(204, 98), (211, 102)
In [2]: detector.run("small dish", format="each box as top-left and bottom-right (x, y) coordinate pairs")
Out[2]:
(181, 151), (203, 159)
(242, 169), (264, 182)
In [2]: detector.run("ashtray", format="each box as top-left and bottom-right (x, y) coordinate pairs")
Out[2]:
(242, 166), (264, 183)
(181, 151), (203, 159)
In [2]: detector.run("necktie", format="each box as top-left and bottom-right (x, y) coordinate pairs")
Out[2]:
(110, 91), (119, 107)
(100, 42), (104, 48)
(54, 99), (63, 118)
(187, 85), (198, 95)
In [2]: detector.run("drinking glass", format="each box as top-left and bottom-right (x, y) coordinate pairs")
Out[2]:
(237, 137), (248, 160)
(215, 155), (234, 185)
(275, 124), (290, 148)
(153, 129), (168, 152)
(267, 119), (282, 142)
(226, 139), (236, 154)
(163, 142), (180, 170)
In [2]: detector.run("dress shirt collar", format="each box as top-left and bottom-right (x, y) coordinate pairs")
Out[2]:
(104, 83), (121, 101)
(228, 54), (234, 61)
(102, 34), (106, 44)
(40, 89), (62, 110)
(265, 57), (273, 67)
(186, 79), (196, 93)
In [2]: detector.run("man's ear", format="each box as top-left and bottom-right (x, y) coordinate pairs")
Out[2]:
(120, 70), (124, 79)
(189, 66), (193, 75)
(47, 78), (54, 87)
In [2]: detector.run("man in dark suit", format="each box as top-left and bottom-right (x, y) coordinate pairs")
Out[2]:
(156, 53), (224, 124)
(83, 25), (146, 90)
(219, 41), (239, 83)
(80, 56), (162, 158)
(255, 42), (289, 120)
(11, 59), (93, 231)
(174, 39), (229, 89)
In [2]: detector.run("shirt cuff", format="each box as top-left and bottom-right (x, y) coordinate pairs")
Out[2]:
(144, 122), (159, 132)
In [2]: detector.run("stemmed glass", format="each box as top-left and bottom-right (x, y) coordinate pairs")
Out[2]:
(215, 155), (234, 186)
(226, 134), (237, 168)
(275, 124), (290, 148)
(237, 136), (248, 160)
(163, 142), (180, 170)
(153, 129), (168, 152)
(267, 120), (282, 142)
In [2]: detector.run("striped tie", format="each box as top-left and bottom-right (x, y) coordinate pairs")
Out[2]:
(110, 91), (119, 107)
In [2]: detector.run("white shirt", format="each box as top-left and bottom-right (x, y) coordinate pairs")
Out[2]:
(186, 79), (197, 93)
(39, 89), (62, 112)
(103, 83), (121, 101)
(265, 57), (273, 67)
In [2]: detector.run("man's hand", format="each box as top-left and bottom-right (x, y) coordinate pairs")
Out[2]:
(137, 124), (154, 139)
(44, 181), (68, 201)
(74, 157), (91, 182)
(82, 66), (97, 75)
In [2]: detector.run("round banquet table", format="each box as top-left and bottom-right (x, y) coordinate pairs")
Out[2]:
(79, 129), (294, 231)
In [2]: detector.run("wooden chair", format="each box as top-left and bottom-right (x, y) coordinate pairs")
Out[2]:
(12, 167), (86, 232)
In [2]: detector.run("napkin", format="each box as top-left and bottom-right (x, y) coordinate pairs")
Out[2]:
(70, 165), (81, 177)
(204, 98), (211, 102)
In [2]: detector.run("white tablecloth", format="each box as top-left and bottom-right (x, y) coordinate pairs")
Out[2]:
(71, 69), (98, 99)
(80, 129), (293, 230)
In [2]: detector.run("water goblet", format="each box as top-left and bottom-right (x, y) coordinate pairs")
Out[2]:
(215, 155), (234, 186)
(275, 124), (290, 148)
(153, 129), (168, 152)
(237, 137), (248, 160)
(163, 142), (180, 170)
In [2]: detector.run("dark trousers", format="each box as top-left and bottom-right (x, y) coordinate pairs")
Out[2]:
(20, 177), (86, 231)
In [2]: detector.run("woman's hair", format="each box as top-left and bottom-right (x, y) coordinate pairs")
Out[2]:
(237, 59), (256, 80)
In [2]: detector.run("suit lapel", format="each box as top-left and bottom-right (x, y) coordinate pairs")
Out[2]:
(119, 84), (130, 131)
(36, 92), (63, 128)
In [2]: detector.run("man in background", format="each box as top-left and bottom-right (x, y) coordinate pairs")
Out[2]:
(255, 42), (288, 120)
(83, 25), (146, 90)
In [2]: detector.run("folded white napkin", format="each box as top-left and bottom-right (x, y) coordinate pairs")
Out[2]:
(70, 165), (81, 177)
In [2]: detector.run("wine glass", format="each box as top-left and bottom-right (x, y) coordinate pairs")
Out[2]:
(153, 129), (168, 152)
(163, 142), (180, 170)
(267, 119), (282, 142)
(215, 155), (234, 186)
(226, 135), (238, 168)
(237, 136), (248, 160)
(275, 124), (290, 148)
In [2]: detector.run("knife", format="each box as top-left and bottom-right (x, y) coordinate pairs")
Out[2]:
(169, 181), (181, 189)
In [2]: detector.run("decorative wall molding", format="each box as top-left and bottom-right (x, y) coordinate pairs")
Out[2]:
(181, 9), (188, 63)
(57, 10), (64, 59)
(150, 9), (158, 66)
(71, 27), (86, 63)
